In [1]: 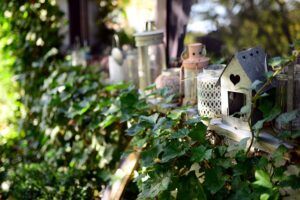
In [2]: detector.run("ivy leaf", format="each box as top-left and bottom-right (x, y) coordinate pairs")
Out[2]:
(161, 141), (187, 162)
(231, 177), (253, 200)
(104, 83), (129, 91)
(191, 146), (207, 162)
(253, 119), (265, 132)
(138, 171), (171, 199)
(77, 101), (91, 115)
(185, 117), (203, 125)
(279, 175), (300, 189)
(264, 106), (281, 121)
(240, 104), (251, 114)
(126, 123), (146, 136)
(204, 167), (226, 194)
(260, 193), (270, 200)
(291, 130), (300, 139)
(253, 170), (273, 189)
(177, 173), (207, 200)
(276, 110), (299, 124)
(293, 39), (300, 49)
(145, 83), (156, 90)
(265, 71), (274, 79)
(153, 117), (172, 131)
(253, 106), (281, 132)
(268, 56), (289, 68)
(140, 146), (160, 167)
(189, 122), (207, 143)
(168, 109), (184, 120)
(271, 145), (287, 167)
(104, 103), (119, 115)
(99, 115), (117, 128)
(171, 128), (189, 139)
(140, 113), (159, 125)
(251, 80), (263, 91)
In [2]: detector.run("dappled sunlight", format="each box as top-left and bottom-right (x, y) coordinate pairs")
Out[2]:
(0, 0), (299, 199)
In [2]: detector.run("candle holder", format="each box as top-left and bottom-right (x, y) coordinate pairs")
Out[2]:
(197, 64), (225, 118)
(180, 43), (209, 105)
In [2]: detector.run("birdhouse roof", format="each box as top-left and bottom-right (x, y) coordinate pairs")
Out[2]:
(217, 46), (267, 85)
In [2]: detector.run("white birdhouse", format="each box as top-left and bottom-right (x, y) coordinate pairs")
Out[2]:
(218, 47), (267, 130)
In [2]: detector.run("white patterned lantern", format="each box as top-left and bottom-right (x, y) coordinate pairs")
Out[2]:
(197, 64), (225, 118)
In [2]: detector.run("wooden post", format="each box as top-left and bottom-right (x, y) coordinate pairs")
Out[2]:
(166, 0), (192, 65)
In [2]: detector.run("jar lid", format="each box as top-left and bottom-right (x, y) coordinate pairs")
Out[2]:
(204, 64), (225, 75)
(134, 30), (164, 47)
(182, 57), (210, 69)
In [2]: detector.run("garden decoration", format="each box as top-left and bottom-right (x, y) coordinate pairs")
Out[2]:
(109, 35), (125, 83)
(155, 68), (180, 96)
(123, 47), (139, 87)
(134, 21), (166, 90)
(217, 46), (267, 131)
(71, 38), (87, 67)
(180, 43), (210, 105)
(274, 56), (300, 132)
(197, 64), (225, 118)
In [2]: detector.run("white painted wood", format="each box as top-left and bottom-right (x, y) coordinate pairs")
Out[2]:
(209, 118), (294, 154)
(220, 57), (252, 130)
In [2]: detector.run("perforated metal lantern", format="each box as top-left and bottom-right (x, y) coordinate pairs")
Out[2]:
(274, 59), (300, 132)
(180, 43), (209, 105)
(197, 64), (225, 118)
(134, 21), (166, 90)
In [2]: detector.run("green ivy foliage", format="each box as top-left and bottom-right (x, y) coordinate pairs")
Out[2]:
(0, 0), (64, 132)
(0, 64), (148, 198)
(128, 103), (300, 199)
(0, 1), (299, 199)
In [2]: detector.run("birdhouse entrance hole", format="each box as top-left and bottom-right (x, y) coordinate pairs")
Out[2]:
(228, 91), (246, 117)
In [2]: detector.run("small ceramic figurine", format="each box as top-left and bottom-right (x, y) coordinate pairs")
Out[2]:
(180, 43), (210, 105)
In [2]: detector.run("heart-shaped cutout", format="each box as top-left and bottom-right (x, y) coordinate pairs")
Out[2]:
(230, 74), (240, 85)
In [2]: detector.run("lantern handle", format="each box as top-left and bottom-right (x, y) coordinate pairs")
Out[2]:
(179, 65), (184, 101)
(181, 47), (188, 61)
(112, 34), (120, 48)
(201, 45), (207, 56)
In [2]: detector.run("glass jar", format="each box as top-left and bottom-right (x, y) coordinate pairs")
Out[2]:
(134, 21), (166, 90)
(123, 49), (139, 87)
(197, 64), (225, 118)
(274, 63), (300, 132)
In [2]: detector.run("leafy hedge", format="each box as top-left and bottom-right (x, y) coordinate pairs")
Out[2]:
(2, 71), (299, 199)
(0, 61), (157, 198)
(1, 1), (300, 199)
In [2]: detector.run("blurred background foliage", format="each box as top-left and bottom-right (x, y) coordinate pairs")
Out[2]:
(0, 0), (299, 199)
(0, 0), (137, 198)
(186, 0), (300, 58)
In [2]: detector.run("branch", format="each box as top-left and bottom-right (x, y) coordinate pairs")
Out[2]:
(246, 60), (293, 155)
